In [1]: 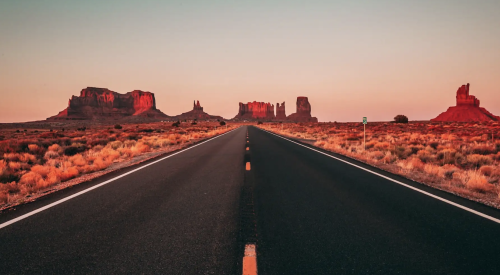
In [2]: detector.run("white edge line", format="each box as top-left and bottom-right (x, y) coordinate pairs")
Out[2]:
(0, 127), (240, 230)
(260, 128), (500, 224)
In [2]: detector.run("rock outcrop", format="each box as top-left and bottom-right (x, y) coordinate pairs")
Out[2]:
(171, 100), (224, 121)
(48, 87), (168, 120)
(432, 83), (499, 122)
(287, 97), (318, 122)
(234, 102), (275, 120)
(276, 102), (287, 120)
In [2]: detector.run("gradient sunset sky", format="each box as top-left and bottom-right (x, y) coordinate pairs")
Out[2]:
(1, 0), (499, 123)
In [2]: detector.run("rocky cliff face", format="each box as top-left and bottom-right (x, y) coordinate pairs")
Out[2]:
(456, 83), (480, 107)
(48, 87), (168, 120)
(234, 102), (275, 120)
(171, 100), (223, 121)
(432, 83), (499, 122)
(287, 97), (318, 122)
(276, 102), (286, 120)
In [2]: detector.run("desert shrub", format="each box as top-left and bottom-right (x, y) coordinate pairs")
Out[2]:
(466, 154), (493, 169)
(397, 157), (425, 172)
(64, 146), (86, 156)
(39, 132), (64, 139)
(54, 138), (72, 146)
(479, 165), (494, 177)
(257, 121), (263, 125)
(438, 164), (458, 179)
(0, 170), (21, 184)
(48, 144), (62, 152)
(465, 171), (494, 193)
(369, 151), (385, 160)
(374, 142), (390, 150)
(0, 192), (7, 204)
(127, 134), (139, 141)
(391, 146), (412, 160)
(220, 121), (226, 126)
(417, 150), (434, 163)
(1, 181), (20, 195)
(107, 141), (124, 150)
(172, 121), (180, 127)
(114, 124), (122, 130)
(346, 134), (360, 141)
(88, 139), (109, 147)
(471, 145), (495, 155)
(394, 115), (408, 123)
(365, 141), (376, 149)
(429, 142), (439, 150)
(382, 152), (397, 164)
(44, 151), (60, 160)
(131, 142), (150, 155)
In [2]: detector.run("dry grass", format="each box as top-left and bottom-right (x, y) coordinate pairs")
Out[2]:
(0, 121), (234, 207)
(259, 121), (500, 208)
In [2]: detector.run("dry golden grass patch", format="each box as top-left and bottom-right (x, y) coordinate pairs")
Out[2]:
(0, 121), (234, 206)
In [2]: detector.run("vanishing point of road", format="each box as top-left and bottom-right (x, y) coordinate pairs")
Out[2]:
(1, 126), (500, 274)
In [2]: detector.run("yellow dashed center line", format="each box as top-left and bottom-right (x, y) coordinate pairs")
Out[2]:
(243, 244), (257, 275)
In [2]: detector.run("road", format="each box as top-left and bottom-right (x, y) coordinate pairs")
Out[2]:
(1, 125), (500, 274)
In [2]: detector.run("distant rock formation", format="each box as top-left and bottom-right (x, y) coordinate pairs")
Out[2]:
(171, 100), (224, 121)
(276, 102), (287, 120)
(193, 100), (203, 111)
(234, 102), (275, 120)
(456, 83), (480, 107)
(432, 83), (499, 122)
(287, 97), (318, 122)
(48, 87), (168, 120)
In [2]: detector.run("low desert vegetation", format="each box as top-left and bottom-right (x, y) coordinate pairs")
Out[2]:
(259, 121), (500, 208)
(0, 121), (233, 207)
(394, 115), (409, 123)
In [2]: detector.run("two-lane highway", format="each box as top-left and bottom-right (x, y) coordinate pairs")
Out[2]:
(1, 125), (500, 274)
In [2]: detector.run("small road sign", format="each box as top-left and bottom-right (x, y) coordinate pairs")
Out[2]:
(363, 117), (367, 150)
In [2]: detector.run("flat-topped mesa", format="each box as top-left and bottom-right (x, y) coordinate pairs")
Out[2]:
(276, 102), (287, 120)
(48, 87), (168, 120)
(234, 101), (275, 120)
(287, 97), (318, 122)
(131, 90), (156, 114)
(456, 83), (480, 107)
(172, 100), (223, 121)
(432, 83), (499, 122)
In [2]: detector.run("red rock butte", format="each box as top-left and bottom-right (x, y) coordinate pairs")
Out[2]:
(276, 102), (287, 120)
(432, 83), (499, 122)
(233, 97), (318, 122)
(171, 100), (224, 121)
(287, 97), (318, 122)
(48, 87), (168, 120)
(234, 102), (276, 120)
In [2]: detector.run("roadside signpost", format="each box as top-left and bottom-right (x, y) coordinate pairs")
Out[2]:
(363, 117), (367, 151)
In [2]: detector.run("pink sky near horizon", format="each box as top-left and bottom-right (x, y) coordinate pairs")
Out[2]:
(1, 0), (499, 123)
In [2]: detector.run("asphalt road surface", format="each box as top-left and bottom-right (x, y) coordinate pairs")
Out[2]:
(1, 125), (500, 274)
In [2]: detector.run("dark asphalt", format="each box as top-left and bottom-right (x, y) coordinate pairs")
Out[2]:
(250, 126), (500, 275)
(0, 127), (247, 275)
(1, 125), (500, 274)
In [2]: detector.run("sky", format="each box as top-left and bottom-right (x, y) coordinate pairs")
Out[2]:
(1, 0), (499, 123)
